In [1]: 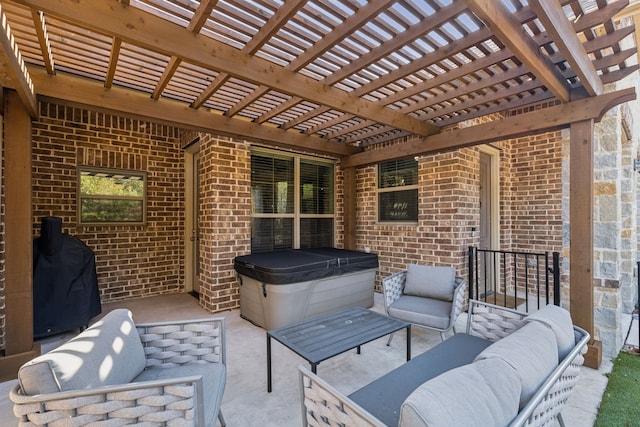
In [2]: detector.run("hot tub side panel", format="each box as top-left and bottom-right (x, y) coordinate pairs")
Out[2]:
(238, 269), (376, 330)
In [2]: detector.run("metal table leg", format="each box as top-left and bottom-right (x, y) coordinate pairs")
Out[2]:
(267, 334), (272, 393)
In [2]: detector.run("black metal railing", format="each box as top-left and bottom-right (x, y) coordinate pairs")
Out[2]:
(468, 247), (560, 312)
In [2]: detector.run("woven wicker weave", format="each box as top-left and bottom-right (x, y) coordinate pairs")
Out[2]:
(299, 366), (385, 427)
(382, 269), (467, 341)
(11, 317), (226, 427)
(299, 300), (590, 427)
(466, 300), (527, 342)
(137, 318), (225, 368)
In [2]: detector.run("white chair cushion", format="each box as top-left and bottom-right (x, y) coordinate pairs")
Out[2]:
(474, 321), (558, 409)
(404, 264), (456, 301)
(18, 309), (146, 395)
(525, 304), (575, 361)
(399, 358), (521, 427)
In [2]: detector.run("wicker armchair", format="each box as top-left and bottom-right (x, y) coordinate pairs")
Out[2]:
(383, 265), (466, 342)
(10, 309), (226, 426)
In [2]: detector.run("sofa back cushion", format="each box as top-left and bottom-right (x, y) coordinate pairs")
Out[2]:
(404, 264), (456, 301)
(525, 304), (575, 361)
(474, 321), (558, 409)
(399, 357), (521, 427)
(19, 309), (146, 395)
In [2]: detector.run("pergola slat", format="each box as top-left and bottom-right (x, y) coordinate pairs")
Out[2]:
(0, 0), (634, 148)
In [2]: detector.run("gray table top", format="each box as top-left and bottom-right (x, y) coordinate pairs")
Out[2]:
(267, 307), (409, 364)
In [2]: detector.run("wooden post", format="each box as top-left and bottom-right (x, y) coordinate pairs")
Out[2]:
(569, 118), (600, 368)
(0, 89), (40, 381)
(342, 166), (357, 250)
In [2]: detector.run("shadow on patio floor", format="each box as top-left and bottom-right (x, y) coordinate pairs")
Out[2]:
(0, 292), (623, 426)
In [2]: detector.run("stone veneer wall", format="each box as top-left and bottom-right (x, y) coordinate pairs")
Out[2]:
(31, 102), (186, 303)
(586, 103), (638, 358)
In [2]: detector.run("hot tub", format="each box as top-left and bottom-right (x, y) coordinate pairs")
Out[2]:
(234, 248), (378, 330)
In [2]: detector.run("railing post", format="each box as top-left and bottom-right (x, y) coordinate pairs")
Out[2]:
(544, 252), (549, 306)
(553, 252), (560, 306)
(468, 246), (474, 301)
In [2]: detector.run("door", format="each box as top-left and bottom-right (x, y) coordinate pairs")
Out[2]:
(191, 152), (201, 294)
(479, 149), (499, 296)
(185, 143), (201, 297)
(479, 151), (491, 250)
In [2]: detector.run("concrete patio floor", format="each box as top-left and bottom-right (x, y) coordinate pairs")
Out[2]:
(1, 292), (629, 426)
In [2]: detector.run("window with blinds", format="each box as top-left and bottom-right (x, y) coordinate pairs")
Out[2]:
(377, 158), (418, 223)
(251, 150), (335, 253)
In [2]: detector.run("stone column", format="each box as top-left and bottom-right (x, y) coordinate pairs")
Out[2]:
(592, 107), (624, 359)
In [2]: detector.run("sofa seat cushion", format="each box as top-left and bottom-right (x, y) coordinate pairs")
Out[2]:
(404, 264), (456, 301)
(18, 309), (146, 395)
(474, 321), (558, 409)
(525, 304), (575, 361)
(134, 362), (226, 426)
(388, 295), (452, 330)
(399, 357), (521, 427)
(349, 333), (492, 427)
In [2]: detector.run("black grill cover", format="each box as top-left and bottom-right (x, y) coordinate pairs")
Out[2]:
(33, 217), (101, 338)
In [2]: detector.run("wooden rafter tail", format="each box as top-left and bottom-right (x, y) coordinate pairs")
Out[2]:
(0, 4), (38, 118)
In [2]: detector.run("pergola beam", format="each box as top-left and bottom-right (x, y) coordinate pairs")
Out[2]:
(529, 0), (603, 96)
(151, 0), (218, 100)
(212, 0), (305, 116)
(341, 88), (636, 168)
(30, 69), (361, 157)
(30, 9), (54, 75)
(14, 0), (438, 136)
(463, 0), (571, 102)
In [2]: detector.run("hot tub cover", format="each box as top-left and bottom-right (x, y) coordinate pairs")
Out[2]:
(234, 248), (378, 284)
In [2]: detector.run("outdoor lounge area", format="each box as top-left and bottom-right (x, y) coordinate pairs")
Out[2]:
(0, 292), (631, 426)
(1, 0), (640, 425)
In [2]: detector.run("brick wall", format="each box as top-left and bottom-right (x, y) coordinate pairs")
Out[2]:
(356, 145), (481, 290)
(31, 102), (185, 303)
(197, 133), (251, 313)
(0, 99), (578, 352)
(354, 130), (565, 299)
(506, 132), (563, 252)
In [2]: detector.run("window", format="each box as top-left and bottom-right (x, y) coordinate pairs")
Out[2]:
(251, 150), (334, 253)
(377, 158), (418, 223)
(78, 167), (147, 225)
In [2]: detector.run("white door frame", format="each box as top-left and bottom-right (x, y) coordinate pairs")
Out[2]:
(479, 145), (500, 250)
(184, 141), (200, 294)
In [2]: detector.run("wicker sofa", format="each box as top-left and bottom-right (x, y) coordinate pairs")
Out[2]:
(10, 309), (226, 426)
(299, 300), (590, 427)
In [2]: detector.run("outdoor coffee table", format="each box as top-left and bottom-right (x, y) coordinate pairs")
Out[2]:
(267, 307), (411, 392)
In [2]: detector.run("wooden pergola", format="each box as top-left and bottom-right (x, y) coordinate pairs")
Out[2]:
(0, 0), (637, 376)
